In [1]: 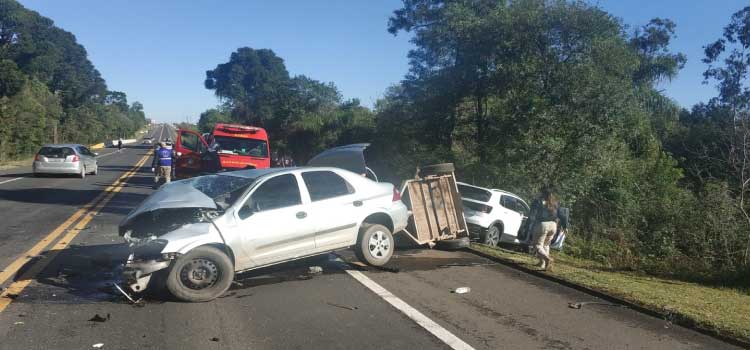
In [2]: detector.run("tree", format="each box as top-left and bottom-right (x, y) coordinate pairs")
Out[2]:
(197, 108), (231, 133)
(700, 6), (750, 262)
(204, 47), (292, 127)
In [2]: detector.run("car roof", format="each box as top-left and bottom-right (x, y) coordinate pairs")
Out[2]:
(457, 181), (523, 199)
(219, 166), (357, 180)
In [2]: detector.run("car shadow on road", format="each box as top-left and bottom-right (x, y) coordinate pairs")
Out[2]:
(0, 172), (34, 178)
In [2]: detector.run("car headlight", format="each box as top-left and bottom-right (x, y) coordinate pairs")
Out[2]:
(132, 239), (169, 260)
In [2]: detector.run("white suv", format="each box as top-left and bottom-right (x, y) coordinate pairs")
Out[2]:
(459, 182), (568, 250)
(458, 182), (534, 247)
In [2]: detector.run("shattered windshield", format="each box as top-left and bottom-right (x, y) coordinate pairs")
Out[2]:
(188, 174), (257, 209)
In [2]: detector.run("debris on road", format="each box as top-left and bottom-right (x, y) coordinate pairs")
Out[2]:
(375, 265), (400, 273)
(231, 281), (244, 287)
(326, 302), (358, 311)
(296, 274), (313, 280)
(308, 266), (323, 275)
(114, 284), (142, 306)
(452, 287), (471, 294)
(92, 343), (104, 348)
(210, 337), (220, 342)
(88, 314), (110, 322)
(5, 293), (19, 299)
(14, 321), (24, 325)
(568, 301), (622, 309)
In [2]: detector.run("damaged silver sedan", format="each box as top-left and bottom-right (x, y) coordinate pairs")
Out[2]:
(119, 167), (408, 302)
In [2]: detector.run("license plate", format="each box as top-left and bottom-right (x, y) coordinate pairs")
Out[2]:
(48, 158), (64, 162)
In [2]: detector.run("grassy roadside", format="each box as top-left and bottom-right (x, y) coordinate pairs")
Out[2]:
(469, 243), (750, 345)
(0, 157), (33, 170)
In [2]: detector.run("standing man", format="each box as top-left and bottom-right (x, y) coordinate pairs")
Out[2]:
(151, 142), (173, 188)
(117, 138), (123, 151)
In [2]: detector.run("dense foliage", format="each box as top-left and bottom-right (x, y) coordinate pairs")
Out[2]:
(201, 47), (375, 161)
(0, 0), (146, 161)
(200, 1), (749, 285)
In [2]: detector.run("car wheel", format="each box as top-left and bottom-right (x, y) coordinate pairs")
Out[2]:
(355, 224), (394, 266)
(435, 236), (470, 250)
(165, 246), (234, 302)
(482, 225), (501, 247)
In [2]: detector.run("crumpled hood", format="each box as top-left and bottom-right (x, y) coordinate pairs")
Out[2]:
(120, 180), (217, 228)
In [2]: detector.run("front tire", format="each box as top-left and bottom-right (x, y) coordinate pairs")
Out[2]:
(165, 246), (234, 302)
(355, 224), (394, 266)
(482, 225), (501, 246)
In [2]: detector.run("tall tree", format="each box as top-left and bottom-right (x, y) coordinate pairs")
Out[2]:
(204, 47), (291, 127)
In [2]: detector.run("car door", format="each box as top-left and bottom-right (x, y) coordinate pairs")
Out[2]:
(235, 173), (316, 267)
(175, 129), (208, 178)
(76, 146), (93, 171)
(301, 170), (360, 252)
(499, 195), (526, 237)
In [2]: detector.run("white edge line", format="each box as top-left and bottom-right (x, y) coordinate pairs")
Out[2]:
(0, 177), (23, 186)
(345, 269), (476, 350)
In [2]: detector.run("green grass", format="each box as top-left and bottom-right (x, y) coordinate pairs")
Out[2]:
(0, 157), (32, 170)
(470, 243), (750, 344)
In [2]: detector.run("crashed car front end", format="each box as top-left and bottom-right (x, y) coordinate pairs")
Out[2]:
(118, 174), (255, 294)
(120, 210), (218, 293)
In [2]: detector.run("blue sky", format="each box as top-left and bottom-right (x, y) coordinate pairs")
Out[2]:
(18, 0), (749, 122)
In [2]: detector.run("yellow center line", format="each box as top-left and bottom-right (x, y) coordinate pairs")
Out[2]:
(0, 152), (151, 313)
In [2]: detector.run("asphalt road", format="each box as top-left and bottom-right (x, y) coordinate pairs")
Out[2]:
(0, 125), (740, 350)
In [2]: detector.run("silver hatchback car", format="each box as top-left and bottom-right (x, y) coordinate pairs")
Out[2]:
(33, 144), (99, 178)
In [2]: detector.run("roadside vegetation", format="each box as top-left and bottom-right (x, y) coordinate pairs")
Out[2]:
(0, 0), (148, 163)
(471, 243), (750, 344)
(198, 0), (750, 302)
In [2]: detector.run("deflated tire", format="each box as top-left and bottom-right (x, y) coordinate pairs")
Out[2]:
(165, 246), (234, 302)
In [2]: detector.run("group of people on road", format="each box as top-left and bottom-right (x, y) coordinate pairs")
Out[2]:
(528, 186), (568, 271)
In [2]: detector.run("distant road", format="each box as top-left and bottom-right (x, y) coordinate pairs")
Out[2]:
(0, 124), (738, 350)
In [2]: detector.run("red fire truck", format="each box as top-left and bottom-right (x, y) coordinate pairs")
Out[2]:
(174, 123), (270, 178)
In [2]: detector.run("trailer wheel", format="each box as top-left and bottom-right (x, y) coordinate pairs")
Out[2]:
(355, 224), (394, 266)
(419, 163), (455, 176)
(435, 237), (470, 250)
(166, 246), (234, 302)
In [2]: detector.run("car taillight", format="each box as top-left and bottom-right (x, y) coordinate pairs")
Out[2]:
(392, 187), (401, 202)
(34, 154), (41, 161)
(70, 155), (80, 162)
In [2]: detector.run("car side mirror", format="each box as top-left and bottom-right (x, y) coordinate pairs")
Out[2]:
(238, 204), (255, 219)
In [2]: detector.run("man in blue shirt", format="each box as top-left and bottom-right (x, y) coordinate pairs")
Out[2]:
(151, 142), (173, 188)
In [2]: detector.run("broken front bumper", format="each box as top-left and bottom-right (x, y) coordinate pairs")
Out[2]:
(123, 255), (171, 293)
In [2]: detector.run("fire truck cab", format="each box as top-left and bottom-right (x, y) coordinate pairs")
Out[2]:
(174, 123), (270, 178)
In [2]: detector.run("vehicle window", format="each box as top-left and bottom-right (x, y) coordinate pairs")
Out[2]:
(458, 184), (492, 202)
(246, 174), (301, 212)
(501, 195), (529, 215)
(38, 147), (75, 158)
(79, 147), (93, 156)
(180, 131), (199, 152)
(301, 171), (354, 201)
(213, 136), (268, 158)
